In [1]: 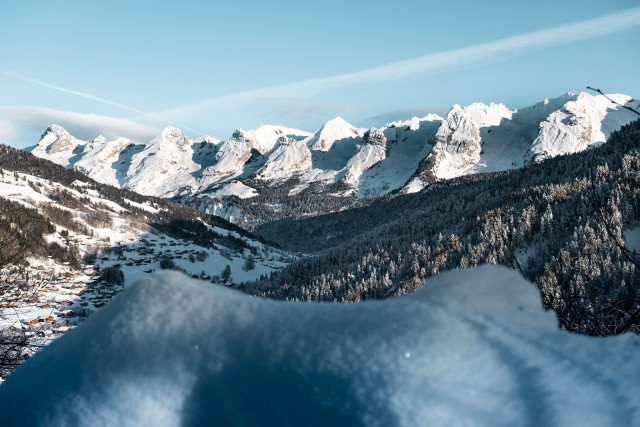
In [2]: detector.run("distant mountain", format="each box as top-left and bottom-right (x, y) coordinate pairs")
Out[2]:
(30, 92), (640, 227)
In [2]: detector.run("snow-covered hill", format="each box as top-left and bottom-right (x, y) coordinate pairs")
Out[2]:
(30, 92), (639, 225)
(1, 266), (638, 426)
(0, 147), (295, 379)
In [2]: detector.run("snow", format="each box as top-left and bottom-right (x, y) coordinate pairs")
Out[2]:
(464, 102), (513, 127)
(74, 137), (132, 187)
(256, 138), (312, 181)
(1, 265), (638, 426)
(200, 129), (253, 183)
(342, 143), (386, 188)
(304, 117), (363, 152)
(359, 116), (441, 197)
(126, 127), (200, 197)
(244, 125), (311, 154)
(123, 198), (161, 214)
(209, 181), (258, 199)
(530, 93), (636, 161)
(0, 175), (52, 205)
(29, 93), (639, 211)
(30, 124), (84, 167)
(402, 176), (425, 194)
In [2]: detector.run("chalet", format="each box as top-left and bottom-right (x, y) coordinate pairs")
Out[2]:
(37, 315), (55, 323)
(53, 326), (70, 334)
(23, 318), (40, 326)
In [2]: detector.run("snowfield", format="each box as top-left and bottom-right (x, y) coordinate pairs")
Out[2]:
(1, 265), (638, 426)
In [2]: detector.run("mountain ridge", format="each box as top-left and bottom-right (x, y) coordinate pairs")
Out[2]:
(30, 92), (640, 227)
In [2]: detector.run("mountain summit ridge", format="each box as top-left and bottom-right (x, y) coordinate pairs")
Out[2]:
(30, 92), (639, 225)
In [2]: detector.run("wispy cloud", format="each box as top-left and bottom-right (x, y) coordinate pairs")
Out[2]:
(0, 68), (206, 135)
(0, 105), (160, 147)
(159, 7), (640, 119)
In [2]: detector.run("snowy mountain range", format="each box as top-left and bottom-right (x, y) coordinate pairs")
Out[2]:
(30, 92), (639, 225)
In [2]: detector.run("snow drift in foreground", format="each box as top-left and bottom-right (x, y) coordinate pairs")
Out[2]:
(1, 266), (639, 426)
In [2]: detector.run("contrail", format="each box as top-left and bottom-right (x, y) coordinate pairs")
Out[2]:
(159, 6), (640, 118)
(0, 68), (206, 135)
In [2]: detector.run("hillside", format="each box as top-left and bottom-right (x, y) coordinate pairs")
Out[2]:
(0, 145), (293, 379)
(249, 119), (640, 336)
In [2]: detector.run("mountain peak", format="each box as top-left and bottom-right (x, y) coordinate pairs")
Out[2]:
(92, 135), (108, 144)
(230, 128), (251, 142)
(243, 125), (311, 154)
(160, 126), (183, 140)
(194, 135), (222, 145)
(145, 126), (190, 150)
(33, 124), (82, 164)
(306, 117), (362, 151)
(324, 116), (351, 127)
(41, 124), (71, 141)
(363, 128), (386, 147)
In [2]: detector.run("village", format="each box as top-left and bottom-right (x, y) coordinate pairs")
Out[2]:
(0, 223), (294, 378)
(0, 262), (116, 340)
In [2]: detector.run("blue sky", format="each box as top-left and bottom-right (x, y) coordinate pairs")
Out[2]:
(1, 0), (639, 147)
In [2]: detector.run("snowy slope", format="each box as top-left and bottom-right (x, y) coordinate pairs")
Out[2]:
(342, 129), (387, 187)
(125, 127), (202, 197)
(530, 93), (635, 160)
(74, 136), (133, 187)
(304, 117), (363, 151)
(209, 180), (258, 199)
(0, 166), (291, 291)
(256, 137), (312, 181)
(1, 266), (638, 426)
(404, 92), (639, 193)
(245, 125), (311, 154)
(358, 115), (442, 197)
